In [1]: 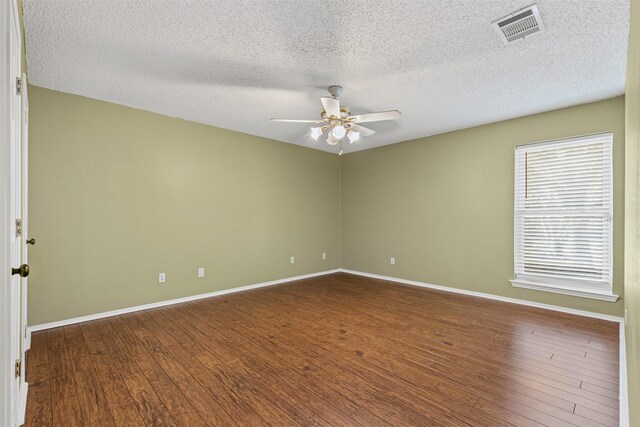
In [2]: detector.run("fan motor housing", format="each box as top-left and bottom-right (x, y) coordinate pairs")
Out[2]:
(321, 105), (351, 120)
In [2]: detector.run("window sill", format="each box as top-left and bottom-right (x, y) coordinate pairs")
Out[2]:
(510, 279), (619, 302)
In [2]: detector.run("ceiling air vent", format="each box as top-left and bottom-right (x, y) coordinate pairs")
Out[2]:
(492, 4), (545, 45)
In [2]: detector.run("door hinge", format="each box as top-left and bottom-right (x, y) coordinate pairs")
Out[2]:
(14, 359), (21, 378)
(15, 219), (22, 237)
(16, 77), (22, 95)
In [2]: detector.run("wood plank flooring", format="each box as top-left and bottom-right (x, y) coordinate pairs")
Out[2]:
(24, 273), (620, 426)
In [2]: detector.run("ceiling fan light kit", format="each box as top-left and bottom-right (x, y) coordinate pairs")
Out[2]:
(347, 130), (360, 143)
(326, 133), (339, 146)
(271, 85), (401, 154)
(332, 124), (346, 139)
(310, 126), (323, 140)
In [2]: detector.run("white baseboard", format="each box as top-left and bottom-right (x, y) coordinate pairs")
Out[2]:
(27, 269), (340, 333)
(339, 269), (624, 323)
(620, 321), (629, 426)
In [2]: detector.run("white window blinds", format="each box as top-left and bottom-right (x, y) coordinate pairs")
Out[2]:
(514, 134), (613, 295)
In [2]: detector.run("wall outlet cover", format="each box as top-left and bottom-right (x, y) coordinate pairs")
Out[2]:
(322, 252), (327, 260)
(390, 257), (396, 265)
(158, 273), (166, 283)
(290, 256), (295, 264)
(198, 267), (205, 278)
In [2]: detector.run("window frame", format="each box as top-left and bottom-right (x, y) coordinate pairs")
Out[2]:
(510, 133), (618, 302)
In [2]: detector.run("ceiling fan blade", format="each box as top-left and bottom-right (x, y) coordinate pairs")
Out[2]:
(349, 124), (375, 136)
(271, 118), (326, 123)
(321, 97), (341, 118)
(349, 110), (401, 123)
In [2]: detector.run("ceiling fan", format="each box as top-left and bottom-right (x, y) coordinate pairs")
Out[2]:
(271, 85), (401, 152)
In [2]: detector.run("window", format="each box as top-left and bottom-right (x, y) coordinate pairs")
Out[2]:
(511, 133), (617, 301)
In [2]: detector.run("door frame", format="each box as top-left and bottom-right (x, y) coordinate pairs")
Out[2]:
(17, 72), (28, 427)
(0, 0), (13, 421)
(1, 0), (27, 425)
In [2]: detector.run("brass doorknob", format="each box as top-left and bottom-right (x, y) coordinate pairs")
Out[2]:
(26, 238), (35, 245)
(11, 264), (29, 278)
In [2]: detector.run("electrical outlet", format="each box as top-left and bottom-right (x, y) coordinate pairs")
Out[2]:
(322, 252), (326, 260)
(290, 256), (295, 264)
(390, 257), (395, 265)
(198, 267), (205, 278)
(158, 273), (166, 283)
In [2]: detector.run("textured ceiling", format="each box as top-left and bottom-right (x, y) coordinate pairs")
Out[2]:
(23, 0), (630, 153)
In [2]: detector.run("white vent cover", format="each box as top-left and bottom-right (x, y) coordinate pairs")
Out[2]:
(492, 4), (545, 45)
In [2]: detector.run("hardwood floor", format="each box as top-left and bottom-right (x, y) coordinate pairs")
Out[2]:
(24, 273), (620, 426)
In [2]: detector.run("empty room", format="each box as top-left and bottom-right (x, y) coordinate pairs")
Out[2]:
(1, 0), (639, 426)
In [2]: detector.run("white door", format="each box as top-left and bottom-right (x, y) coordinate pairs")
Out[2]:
(8, 1), (26, 425)
(18, 72), (29, 426)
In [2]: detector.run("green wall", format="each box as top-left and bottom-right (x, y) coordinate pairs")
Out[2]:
(27, 86), (340, 325)
(341, 96), (625, 317)
(29, 86), (627, 326)
(625, 0), (640, 423)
